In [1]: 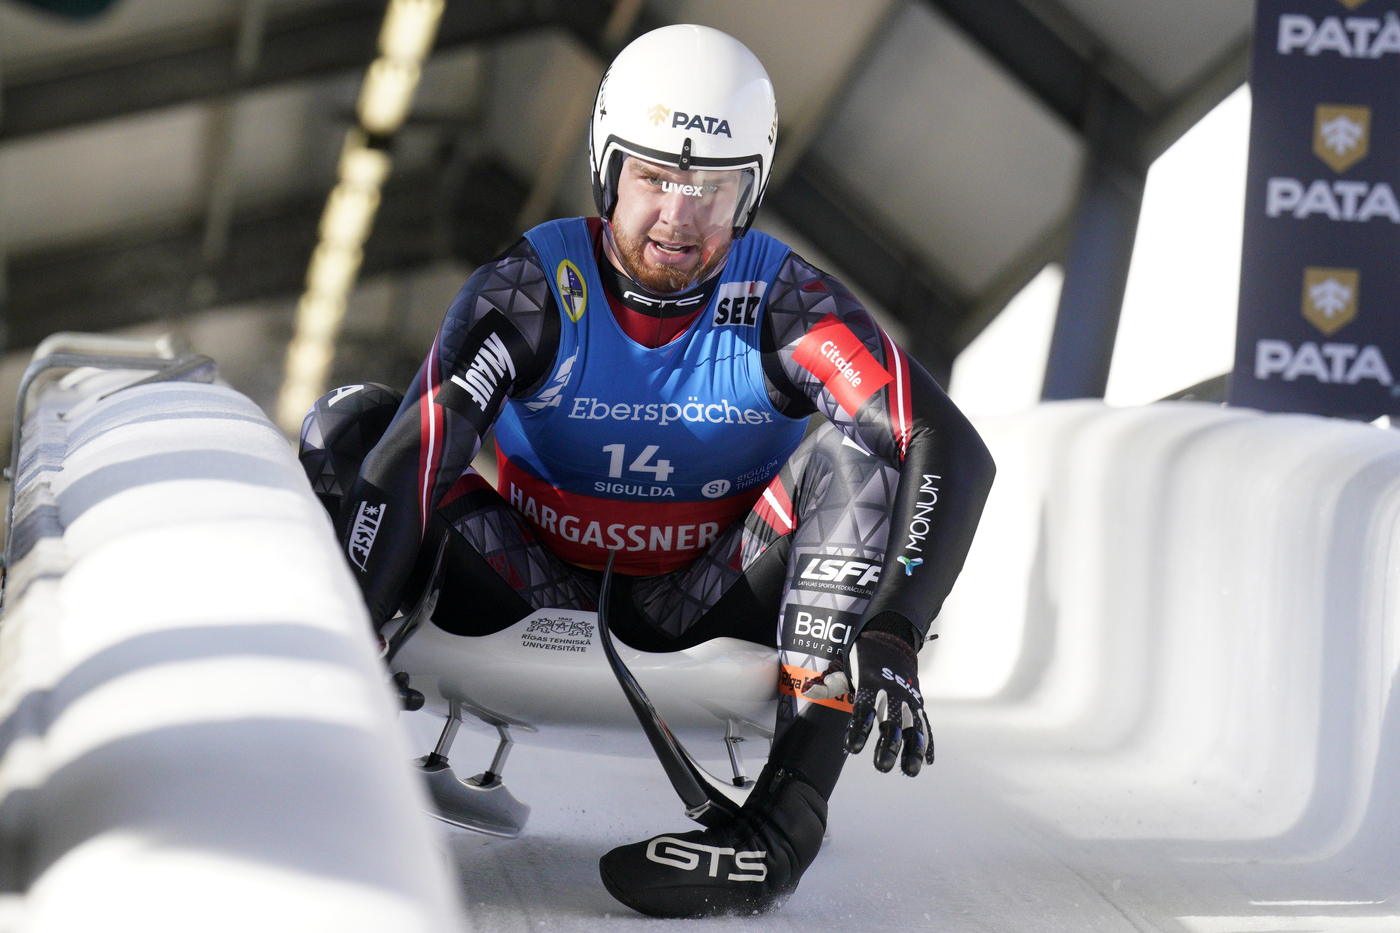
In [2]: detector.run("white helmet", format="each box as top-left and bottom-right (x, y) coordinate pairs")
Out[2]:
(590, 24), (777, 238)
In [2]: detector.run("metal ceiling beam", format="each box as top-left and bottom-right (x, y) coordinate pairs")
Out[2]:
(0, 0), (971, 382)
(924, 0), (1150, 140)
(0, 0), (640, 143)
(784, 0), (1249, 372)
(193, 0), (270, 311)
(768, 0), (1202, 387)
(769, 0), (1248, 372)
(919, 0), (1153, 399)
(755, 0), (1159, 391)
(1034, 32), (1250, 400)
(924, 0), (1253, 171)
(1138, 35), (1251, 169)
(945, 27), (1251, 358)
(3, 159), (528, 350)
(6, 140), (968, 381)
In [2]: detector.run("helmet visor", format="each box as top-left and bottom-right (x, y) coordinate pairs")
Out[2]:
(615, 156), (756, 265)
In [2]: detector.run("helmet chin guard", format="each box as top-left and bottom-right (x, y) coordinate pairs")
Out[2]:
(589, 25), (778, 239)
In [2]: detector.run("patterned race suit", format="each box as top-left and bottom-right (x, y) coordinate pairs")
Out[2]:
(300, 217), (995, 798)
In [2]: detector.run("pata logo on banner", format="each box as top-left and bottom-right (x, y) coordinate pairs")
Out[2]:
(1231, 0), (1400, 418)
(1302, 266), (1358, 334)
(1313, 105), (1370, 171)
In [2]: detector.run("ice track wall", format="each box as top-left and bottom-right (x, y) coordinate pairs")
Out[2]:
(0, 368), (456, 931)
(929, 401), (1400, 874)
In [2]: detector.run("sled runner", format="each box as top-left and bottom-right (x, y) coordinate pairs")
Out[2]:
(386, 550), (779, 837)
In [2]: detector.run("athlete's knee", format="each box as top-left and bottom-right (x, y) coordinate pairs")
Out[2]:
(297, 383), (403, 516)
(786, 422), (898, 514)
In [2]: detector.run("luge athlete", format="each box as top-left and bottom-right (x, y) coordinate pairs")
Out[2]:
(299, 24), (995, 919)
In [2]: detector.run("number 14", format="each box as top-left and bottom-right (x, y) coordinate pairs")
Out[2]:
(602, 444), (674, 482)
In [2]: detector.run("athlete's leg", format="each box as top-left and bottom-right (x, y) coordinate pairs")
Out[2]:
(601, 422), (898, 917)
(298, 386), (596, 635)
(625, 421), (895, 788)
(428, 471), (597, 629)
(297, 382), (404, 521)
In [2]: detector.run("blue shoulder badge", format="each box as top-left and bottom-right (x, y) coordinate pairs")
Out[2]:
(557, 259), (587, 322)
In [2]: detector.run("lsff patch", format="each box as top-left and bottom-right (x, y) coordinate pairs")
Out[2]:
(557, 260), (588, 322)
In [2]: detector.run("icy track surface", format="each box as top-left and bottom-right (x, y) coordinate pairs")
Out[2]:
(411, 402), (1400, 932)
(411, 715), (1394, 933)
(13, 368), (1392, 930)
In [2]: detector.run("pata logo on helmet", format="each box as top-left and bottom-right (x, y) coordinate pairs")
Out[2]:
(646, 104), (670, 126)
(670, 110), (732, 137)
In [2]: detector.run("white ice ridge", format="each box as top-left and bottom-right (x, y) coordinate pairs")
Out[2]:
(920, 401), (1400, 922)
(0, 363), (456, 932)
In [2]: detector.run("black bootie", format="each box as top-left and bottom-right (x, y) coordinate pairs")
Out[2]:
(598, 768), (827, 918)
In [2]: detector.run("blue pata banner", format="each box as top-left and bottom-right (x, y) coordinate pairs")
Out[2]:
(1231, 0), (1400, 418)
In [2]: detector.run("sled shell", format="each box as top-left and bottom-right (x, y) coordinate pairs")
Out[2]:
(391, 609), (780, 761)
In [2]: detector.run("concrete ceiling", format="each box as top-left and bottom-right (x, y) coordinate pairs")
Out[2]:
(0, 0), (1254, 428)
(1, 78), (352, 253)
(0, 0), (334, 75)
(1053, 0), (1254, 98)
(817, 2), (1084, 295)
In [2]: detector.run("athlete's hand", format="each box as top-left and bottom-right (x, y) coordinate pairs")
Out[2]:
(803, 630), (933, 776)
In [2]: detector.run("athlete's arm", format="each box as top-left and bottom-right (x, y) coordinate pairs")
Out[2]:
(762, 253), (995, 647)
(340, 238), (561, 624)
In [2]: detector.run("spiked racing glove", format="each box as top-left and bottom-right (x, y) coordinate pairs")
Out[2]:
(803, 626), (934, 777)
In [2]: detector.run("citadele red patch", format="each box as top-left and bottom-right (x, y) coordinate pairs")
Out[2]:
(791, 313), (893, 417)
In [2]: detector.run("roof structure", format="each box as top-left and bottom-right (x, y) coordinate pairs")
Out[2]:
(0, 0), (1253, 425)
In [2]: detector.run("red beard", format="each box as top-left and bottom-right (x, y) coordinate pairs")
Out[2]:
(609, 224), (731, 295)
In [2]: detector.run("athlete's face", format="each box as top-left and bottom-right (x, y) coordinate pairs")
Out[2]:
(608, 156), (749, 294)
